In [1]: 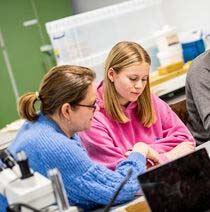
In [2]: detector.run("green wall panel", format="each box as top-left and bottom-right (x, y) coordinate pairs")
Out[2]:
(0, 42), (18, 127)
(0, 0), (72, 128)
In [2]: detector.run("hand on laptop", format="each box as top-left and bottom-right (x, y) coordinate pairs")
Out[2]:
(128, 142), (163, 165)
(164, 141), (195, 161)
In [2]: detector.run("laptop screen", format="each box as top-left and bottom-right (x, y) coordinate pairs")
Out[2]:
(138, 148), (210, 212)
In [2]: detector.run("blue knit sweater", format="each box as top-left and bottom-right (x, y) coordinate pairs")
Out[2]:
(0, 113), (146, 211)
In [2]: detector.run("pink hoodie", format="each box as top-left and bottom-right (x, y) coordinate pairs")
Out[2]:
(79, 81), (195, 170)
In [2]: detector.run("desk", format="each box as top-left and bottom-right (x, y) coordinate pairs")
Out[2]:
(110, 196), (149, 212)
(0, 131), (17, 150)
(150, 73), (186, 97)
(93, 196), (149, 212)
(150, 62), (188, 105)
(160, 87), (186, 105)
(0, 119), (24, 150)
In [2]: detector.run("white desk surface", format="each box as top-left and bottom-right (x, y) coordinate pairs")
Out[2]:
(0, 119), (24, 150)
(151, 73), (186, 97)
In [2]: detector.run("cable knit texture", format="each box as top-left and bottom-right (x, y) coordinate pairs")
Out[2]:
(79, 81), (195, 170)
(0, 113), (146, 211)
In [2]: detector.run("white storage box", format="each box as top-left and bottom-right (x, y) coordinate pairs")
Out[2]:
(45, 0), (164, 82)
(157, 44), (183, 66)
(155, 25), (180, 52)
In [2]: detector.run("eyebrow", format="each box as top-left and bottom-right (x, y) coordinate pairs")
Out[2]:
(127, 74), (149, 78)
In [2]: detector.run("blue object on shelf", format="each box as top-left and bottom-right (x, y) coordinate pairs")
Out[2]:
(181, 39), (205, 62)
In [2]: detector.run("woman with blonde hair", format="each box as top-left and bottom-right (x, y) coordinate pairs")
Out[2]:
(79, 41), (195, 170)
(0, 65), (161, 211)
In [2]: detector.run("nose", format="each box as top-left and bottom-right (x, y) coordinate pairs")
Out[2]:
(134, 80), (143, 89)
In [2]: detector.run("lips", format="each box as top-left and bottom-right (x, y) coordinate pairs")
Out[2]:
(131, 92), (140, 96)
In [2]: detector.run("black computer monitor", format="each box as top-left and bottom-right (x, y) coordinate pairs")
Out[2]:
(138, 148), (210, 212)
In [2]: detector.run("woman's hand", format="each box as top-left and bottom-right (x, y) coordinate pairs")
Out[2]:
(165, 141), (195, 161)
(126, 142), (163, 165)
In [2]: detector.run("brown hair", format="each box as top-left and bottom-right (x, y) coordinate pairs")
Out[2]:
(18, 65), (96, 121)
(103, 41), (156, 127)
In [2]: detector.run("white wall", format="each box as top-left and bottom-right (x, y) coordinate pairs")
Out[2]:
(71, 0), (210, 35)
(70, 0), (128, 14)
(161, 0), (210, 34)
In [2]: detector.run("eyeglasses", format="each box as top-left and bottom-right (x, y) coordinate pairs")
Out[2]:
(75, 100), (98, 111)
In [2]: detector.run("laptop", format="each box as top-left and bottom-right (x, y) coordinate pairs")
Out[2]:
(195, 140), (210, 155)
(138, 148), (210, 212)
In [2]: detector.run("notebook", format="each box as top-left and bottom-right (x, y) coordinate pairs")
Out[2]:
(138, 148), (210, 212)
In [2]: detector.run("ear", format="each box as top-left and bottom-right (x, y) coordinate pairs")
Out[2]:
(107, 68), (116, 82)
(60, 103), (72, 120)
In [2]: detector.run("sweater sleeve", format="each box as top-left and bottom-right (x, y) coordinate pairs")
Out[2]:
(79, 117), (127, 170)
(71, 152), (146, 207)
(150, 96), (195, 157)
(36, 137), (146, 210)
